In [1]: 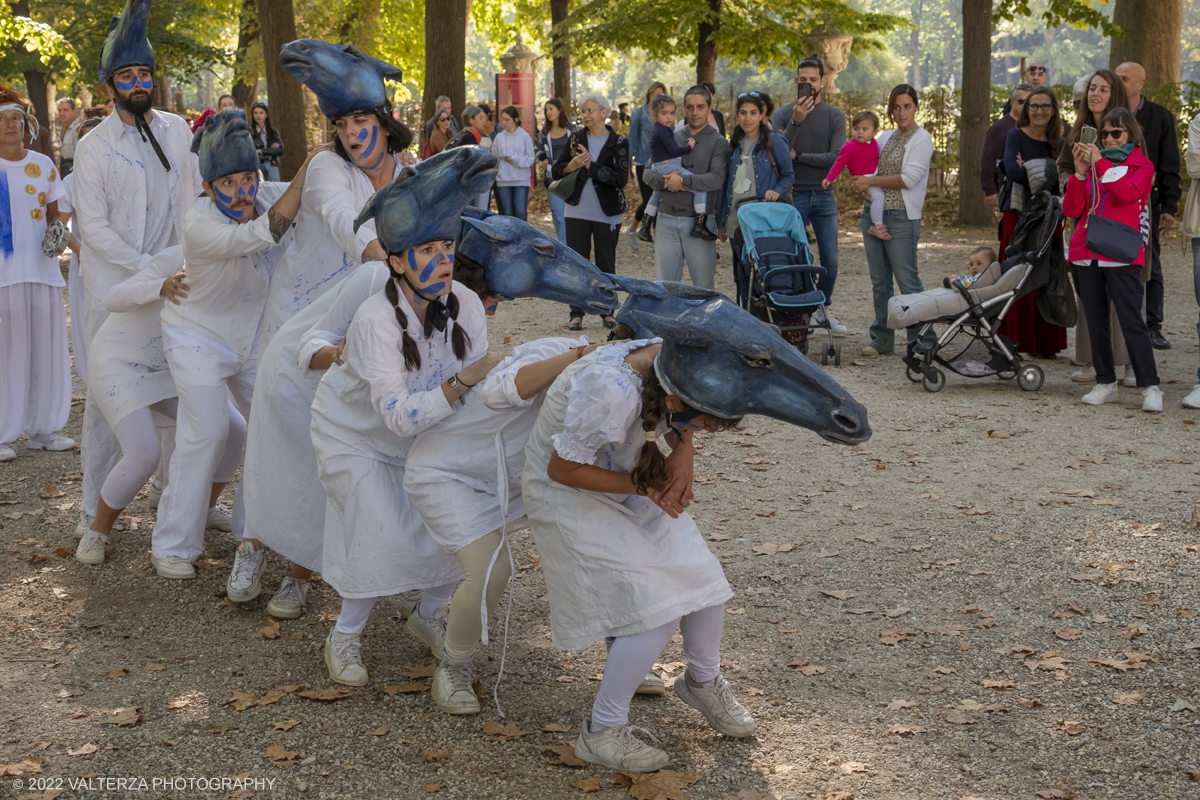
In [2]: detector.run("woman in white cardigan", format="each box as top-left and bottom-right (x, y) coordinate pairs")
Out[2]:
(491, 105), (535, 221)
(850, 84), (934, 357)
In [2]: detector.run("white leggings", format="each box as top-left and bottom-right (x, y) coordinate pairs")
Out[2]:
(592, 603), (725, 729)
(334, 581), (459, 636)
(101, 400), (245, 511)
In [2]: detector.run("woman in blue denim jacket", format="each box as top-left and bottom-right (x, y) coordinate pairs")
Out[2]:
(716, 93), (795, 243)
(628, 81), (667, 245)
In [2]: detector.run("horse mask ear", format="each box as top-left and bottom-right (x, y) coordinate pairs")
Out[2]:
(662, 281), (723, 301)
(461, 215), (519, 243)
(629, 310), (718, 348)
(611, 275), (670, 300)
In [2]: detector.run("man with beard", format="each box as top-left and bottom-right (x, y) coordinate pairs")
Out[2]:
(149, 109), (316, 579)
(72, 0), (203, 540)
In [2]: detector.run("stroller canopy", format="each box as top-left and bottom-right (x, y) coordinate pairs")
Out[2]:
(736, 202), (812, 263)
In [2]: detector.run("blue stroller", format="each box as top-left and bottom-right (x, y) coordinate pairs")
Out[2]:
(732, 199), (841, 365)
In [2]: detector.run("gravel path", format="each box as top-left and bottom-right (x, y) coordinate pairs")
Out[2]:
(1, 215), (1198, 800)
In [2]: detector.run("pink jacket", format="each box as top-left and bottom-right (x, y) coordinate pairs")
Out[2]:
(825, 138), (880, 182)
(1062, 146), (1154, 267)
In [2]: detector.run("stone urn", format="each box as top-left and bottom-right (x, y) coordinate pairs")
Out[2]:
(804, 24), (854, 95)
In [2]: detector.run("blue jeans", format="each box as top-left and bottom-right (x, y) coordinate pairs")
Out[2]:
(654, 213), (717, 289)
(495, 185), (529, 221)
(790, 190), (839, 305)
(547, 191), (567, 241)
(862, 207), (924, 353)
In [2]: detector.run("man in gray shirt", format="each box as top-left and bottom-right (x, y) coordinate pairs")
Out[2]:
(771, 57), (848, 335)
(646, 85), (730, 289)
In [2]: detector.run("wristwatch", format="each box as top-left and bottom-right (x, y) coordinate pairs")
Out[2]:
(447, 375), (467, 394)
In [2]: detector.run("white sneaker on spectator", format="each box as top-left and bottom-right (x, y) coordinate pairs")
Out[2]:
(814, 306), (848, 336)
(325, 630), (368, 686)
(1070, 366), (1096, 383)
(672, 669), (756, 737)
(226, 541), (265, 602)
(405, 605), (448, 660)
(27, 433), (76, 451)
(1081, 382), (1119, 405)
(75, 530), (108, 565)
(266, 576), (309, 619)
(574, 720), (669, 773)
(1122, 365), (1138, 388)
(1142, 386), (1163, 413)
(1182, 384), (1200, 409)
(74, 510), (95, 539)
(147, 481), (164, 509)
(0, 444), (15, 462)
(205, 505), (233, 532)
(151, 554), (196, 579)
(626, 229), (641, 251)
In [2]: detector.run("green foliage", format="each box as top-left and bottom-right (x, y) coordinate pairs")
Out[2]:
(994, 0), (1120, 37)
(0, 6), (79, 72)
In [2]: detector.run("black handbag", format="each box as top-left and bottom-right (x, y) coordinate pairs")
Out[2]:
(1083, 167), (1144, 264)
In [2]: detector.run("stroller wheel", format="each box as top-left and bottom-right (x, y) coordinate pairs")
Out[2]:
(922, 367), (946, 393)
(819, 348), (828, 366)
(905, 365), (923, 383)
(833, 344), (841, 366)
(1017, 364), (1045, 392)
(797, 338), (809, 355)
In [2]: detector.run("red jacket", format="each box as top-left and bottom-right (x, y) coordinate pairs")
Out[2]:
(1063, 146), (1154, 266)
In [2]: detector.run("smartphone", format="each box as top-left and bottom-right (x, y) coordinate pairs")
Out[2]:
(1080, 125), (1097, 145)
(796, 81), (812, 102)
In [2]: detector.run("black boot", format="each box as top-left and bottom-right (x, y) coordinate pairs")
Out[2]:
(1149, 326), (1172, 350)
(637, 220), (654, 243)
(691, 214), (717, 240)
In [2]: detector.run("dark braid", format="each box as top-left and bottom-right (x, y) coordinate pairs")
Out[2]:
(630, 370), (672, 495)
(445, 291), (471, 361)
(384, 277), (422, 371)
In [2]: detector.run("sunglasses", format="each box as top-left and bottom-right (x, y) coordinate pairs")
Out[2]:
(799, 58), (823, 69)
(1028, 66), (1047, 74)
(737, 91), (762, 99)
(1099, 129), (1126, 141)
(1027, 102), (1053, 111)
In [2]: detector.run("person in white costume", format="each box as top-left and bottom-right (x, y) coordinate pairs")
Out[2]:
(522, 337), (756, 773)
(0, 89), (75, 464)
(148, 109), (317, 580)
(73, 244), (252, 565)
(73, 0), (203, 536)
(309, 167), (504, 687)
(404, 335), (614, 714)
(262, 39), (416, 348)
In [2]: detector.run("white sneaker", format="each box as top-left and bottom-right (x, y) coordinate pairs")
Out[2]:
(1142, 386), (1164, 413)
(814, 306), (848, 337)
(0, 444), (15, 462)
(405, 605), (448, 660)
(626, 229), (641, 252)
(397, 589), (422, 620)
(27, 433), (76, 451)
(266, 576), (309, 619)
(75, 530), (108, 565)
(1070, 366), (1097, 383)
(672, 669), (756, 738)
(1122, 365), (1138, 388)
(147, 481), (164, 510)
(205, 505), (233, 532)
(74, 510), (95, 539)
(637, 672), (668, 696)
(1081, 382), (1119, 405)
(150, 553), (196, 579)
(325, 630), (368, 687)
(574, 720), (669, 773)
(1182, 384), (1200, 409)
(432, 656), (480, 714)
(226, 541), (265, 602)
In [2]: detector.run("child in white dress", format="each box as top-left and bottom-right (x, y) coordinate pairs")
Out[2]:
(522, 338), (755, 773)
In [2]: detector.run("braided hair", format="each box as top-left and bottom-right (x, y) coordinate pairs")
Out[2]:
(384, 250), (472, 372)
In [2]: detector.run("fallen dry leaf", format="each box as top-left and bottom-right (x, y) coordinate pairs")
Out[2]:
(272, 719), (300, 731)
(820, 590), (855, 600)
(423, 749), (451, 762)
(839, 761), (868, 774)
(262, 744), (299, 762)
(105, 667), (129, 679)
(545, 742), (587, 767)
(225, 690), (259, 712)
(483, 720), (528, 741)
(1054, 719), (1085, 735)
(425, 784), (445, 794)
(1113, 691), (1145, 705)
(980, 680), (1015, 690)
(39, 485), (66, 499)
(572, 777), (602, 793)
(753, 542), (794, 556)
(887, 699), (919, 710)
(1054, 627), (1083, 641)
(298, 687), (352, 701)
(944, 712), (978, 724)
(541, 723), (571, 733)
(880, 628), (912, 646)
(615, 769), (702, 800)
(787, 661), (826, 676)
(107, 707), (143, 727)
(1035, 780), (1077, 799)
(256, 619), (281, 639)
(144, 663), (165, 672)
(0, 756), (44, 775)
(67, 743), (98, 756)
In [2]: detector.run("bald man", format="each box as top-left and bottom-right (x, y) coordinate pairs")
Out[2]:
(1117, 61), (1180, 350)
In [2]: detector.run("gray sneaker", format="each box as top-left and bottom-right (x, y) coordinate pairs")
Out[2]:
(74, 509), (95, 539)
(672, 669), (756, 737)
(432, 656), (480, 715)
(325, 629), (368, 686)
(205, 505), (233, 532)
(265, 576), (309, 619)
(574, 719), (669, 773)
(397, 589), (422, 620)
(75, 530), (108, 565)
(226, 541), (265, 602)
(405, 605), (448, 660)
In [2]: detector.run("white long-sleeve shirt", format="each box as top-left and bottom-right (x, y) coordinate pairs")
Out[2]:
(491, 127), (536, 186)
(161, 182), (291, 363)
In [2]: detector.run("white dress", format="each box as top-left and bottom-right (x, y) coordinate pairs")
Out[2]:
(309, 282), (487, 598)
(261, 152), (400, 349)
(521, 339), (733, 651)
(404, 336), (588, 553)
(243, 262), (389, 571)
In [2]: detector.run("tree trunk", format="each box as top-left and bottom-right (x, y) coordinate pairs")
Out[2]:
(257, 0), (306, 179)
(958, 0), (992, 227)
(423, 0), (467, 128)
(231, 0), (260, 110)
(1109, 0), (1183, 85)
(550, 0), (570, 103)
(695, 0), (722, 85)
(910, 29), (922, 90)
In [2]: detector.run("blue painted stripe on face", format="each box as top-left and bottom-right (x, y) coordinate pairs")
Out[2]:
(422, 281), (447, 296)
(0, 170), (12, 259)
(213, 185), (245, 218)
(419, 252), (448, 283)
(355, 127), (369, 142)
(116, 77), (138, 91)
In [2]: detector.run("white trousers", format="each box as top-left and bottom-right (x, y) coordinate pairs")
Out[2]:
(151, 344), (255, 561)
(67, 254), (88, 386)
(80, 297), (121, 517)
(0, 283), (71, 444)
(591, 603), (725, 728)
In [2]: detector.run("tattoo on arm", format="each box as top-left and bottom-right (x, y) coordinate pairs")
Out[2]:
(267, 209), (292, 243)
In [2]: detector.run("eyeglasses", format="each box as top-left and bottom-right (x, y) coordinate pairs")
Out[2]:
(737, 91), (761, 99)
(1027, 102), (1053, 111)
(1099, 129), (1125, 141)
(1028, 66), (1047, 74)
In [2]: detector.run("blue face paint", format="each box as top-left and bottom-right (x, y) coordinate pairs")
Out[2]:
(485, 303), (498, 314)
(115, 75), (153, 91)
(212, 174), (258, 220)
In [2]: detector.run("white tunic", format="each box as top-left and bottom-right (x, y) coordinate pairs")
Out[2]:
(88, 246), (184, 427)
(261, 152), (400, 348)
(309, 283), (487, 597)
(404, 336), (588, 553)
(243, 262), (389, 571)
(521, 339), (733, 651)
(58, 173), (88, 385)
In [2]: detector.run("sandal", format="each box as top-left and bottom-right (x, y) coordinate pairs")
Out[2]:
(568, 317), (583, 331)
(602, 316), (618, 330)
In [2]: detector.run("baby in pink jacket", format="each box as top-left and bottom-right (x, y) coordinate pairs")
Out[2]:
(823, 112), (889, 240)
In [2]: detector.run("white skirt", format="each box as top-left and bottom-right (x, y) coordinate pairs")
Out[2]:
(67, 253), (88, 386)
(0, 282), (72, 443)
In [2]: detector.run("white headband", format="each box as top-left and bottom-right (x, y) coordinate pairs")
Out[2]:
(0, 103), (38, 139)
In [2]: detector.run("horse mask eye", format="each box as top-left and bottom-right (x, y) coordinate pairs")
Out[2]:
(739, 350), (772, 369)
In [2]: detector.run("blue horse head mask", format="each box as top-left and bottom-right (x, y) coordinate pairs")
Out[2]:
(614, 277), (871, 444)
(98, 0), (156, 83)
(279, 40), (402, 119)
(190, 109), (261, 183)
